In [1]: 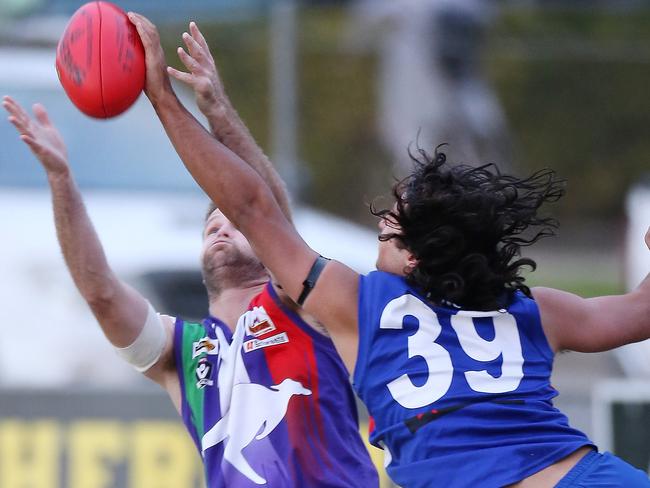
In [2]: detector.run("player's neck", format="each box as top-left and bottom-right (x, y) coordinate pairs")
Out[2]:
(208, 280), (268, 331)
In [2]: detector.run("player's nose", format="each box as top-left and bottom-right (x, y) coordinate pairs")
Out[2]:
(217, 222), (234, 238)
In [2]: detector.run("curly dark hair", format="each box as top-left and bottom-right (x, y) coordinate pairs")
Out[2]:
(372, 145), (566, 310)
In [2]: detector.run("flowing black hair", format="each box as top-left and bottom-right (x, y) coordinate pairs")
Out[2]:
(372, 145), (565, 310)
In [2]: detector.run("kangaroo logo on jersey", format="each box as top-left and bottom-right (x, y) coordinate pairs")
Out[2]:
(195, 358), (214, 389)
(201, 378), (312, 484)
(192, 337), (220, 359)
(245, 306), (277, 337)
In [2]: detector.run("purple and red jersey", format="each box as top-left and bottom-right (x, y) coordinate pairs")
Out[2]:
(174, 283), (378, 487)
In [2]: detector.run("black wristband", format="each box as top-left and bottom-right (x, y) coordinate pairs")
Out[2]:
(297, 255), (330, 306)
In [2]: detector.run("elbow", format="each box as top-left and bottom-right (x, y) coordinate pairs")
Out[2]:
(232, 184), (279, 231)
(80, 275), (120, 316)
(84, 288), (118, 316)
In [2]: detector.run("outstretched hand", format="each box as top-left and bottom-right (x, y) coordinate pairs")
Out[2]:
(127, 12), (173, 104)
(167, 21), (228, 118)
(2, 96), (69, 176)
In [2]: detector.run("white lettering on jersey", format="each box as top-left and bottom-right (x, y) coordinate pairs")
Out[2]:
(243, 333), (289, 353)
(451, 311), (524, 393)
(380, 294), (524, 409)
(202, 378), (312, 484)
(380, 295), (453, 408)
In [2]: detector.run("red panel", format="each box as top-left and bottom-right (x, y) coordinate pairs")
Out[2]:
(259, 292), (330, 477)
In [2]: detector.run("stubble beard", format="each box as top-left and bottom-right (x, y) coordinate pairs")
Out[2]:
(202, 246), (268, 298)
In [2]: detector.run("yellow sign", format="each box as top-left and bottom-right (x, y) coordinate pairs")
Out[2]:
(0, 420), (203, 488)
(0, 419), (392, 488)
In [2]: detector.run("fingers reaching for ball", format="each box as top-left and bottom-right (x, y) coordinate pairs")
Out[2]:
(2, 96), (70, 176)
(3, 96), (29, 131)
(167, 21), (228, 118)
(189, 22), (210, 53)
(3, 96), (38, 143)
(126, 11), (155, 37)
(32, 103), (53, 128)
(127, 11), (173, 103)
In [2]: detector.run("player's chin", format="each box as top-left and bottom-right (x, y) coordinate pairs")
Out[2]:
(202, 243), (225, 263)
(375, 254), (401, 275)
(210, 244), (234, 261)
(375, 245), (390, 270)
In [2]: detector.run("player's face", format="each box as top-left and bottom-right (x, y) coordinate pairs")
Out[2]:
(375, 209), (415, 276)
(201, 209), (260, 272)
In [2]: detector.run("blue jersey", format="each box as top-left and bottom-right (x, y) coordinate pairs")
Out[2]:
(175, 283), (378, 487)
(354, 271), (592, 488)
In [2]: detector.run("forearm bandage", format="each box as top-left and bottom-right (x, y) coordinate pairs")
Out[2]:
(115, 302), (166, 373)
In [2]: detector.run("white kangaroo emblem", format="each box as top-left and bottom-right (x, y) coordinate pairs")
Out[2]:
(202, 378), (312, 485)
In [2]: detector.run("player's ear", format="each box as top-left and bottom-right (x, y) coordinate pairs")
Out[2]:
(405, 252), (418, 274)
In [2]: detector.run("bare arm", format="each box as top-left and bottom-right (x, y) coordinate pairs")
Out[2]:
(129, 13), (360, 371)
(533, 228), (650, 353)
(2, 96), (176, 388)
(167, 21), (292, 221)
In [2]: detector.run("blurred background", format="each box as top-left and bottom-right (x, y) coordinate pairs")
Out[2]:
(0, 0), (649, 486)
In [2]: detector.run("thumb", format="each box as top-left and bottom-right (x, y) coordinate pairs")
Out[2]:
(32, 104), (52, 127)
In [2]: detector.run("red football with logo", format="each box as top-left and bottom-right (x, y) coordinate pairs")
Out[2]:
(55, 1), (145, 118)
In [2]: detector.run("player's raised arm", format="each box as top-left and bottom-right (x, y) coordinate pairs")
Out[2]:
(168, 21), (292, 222)
(2, 96), (176, 389)
(129, 12), (361, 371)
(533, 227), (650, 353)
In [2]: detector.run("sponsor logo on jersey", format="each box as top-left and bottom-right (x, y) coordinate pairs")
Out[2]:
(195, 358), (214, 389)
(192, 337), (219, 359)
(246, 307), (277, 337)
(243, 332), (288, 353)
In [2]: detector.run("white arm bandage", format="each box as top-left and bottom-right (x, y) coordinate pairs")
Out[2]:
(115, 301), (167, 373)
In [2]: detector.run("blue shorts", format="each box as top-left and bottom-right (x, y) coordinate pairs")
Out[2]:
(555, 450), (650, 487)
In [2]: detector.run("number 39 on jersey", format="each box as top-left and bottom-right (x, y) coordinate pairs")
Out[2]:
(379, 294), (525, 409)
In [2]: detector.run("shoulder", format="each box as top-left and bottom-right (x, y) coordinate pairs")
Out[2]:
(530, 286), (586, 352)
(359, 271), (417, 305)
(507, 290), (540, 312)
(360, 270), (407, 290)
(173, 315), (209, 337)
(263, 282), (332, 338)
(530, 286), (582, 319)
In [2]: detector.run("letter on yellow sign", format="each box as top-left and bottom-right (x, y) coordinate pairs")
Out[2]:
(0, 420), (60, 488)
(68, 421), (125, 488)
(130, 421), (202, 488)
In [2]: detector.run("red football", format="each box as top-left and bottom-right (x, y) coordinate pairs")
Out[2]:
(55, 1), (145, 119)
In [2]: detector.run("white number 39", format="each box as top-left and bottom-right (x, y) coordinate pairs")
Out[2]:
(379, 294), (524, 409)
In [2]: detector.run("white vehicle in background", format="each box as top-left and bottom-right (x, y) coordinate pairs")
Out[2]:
(0, 46), (378, 389)
(0, 47), (211, 387)
(615, 181), (650, 376)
